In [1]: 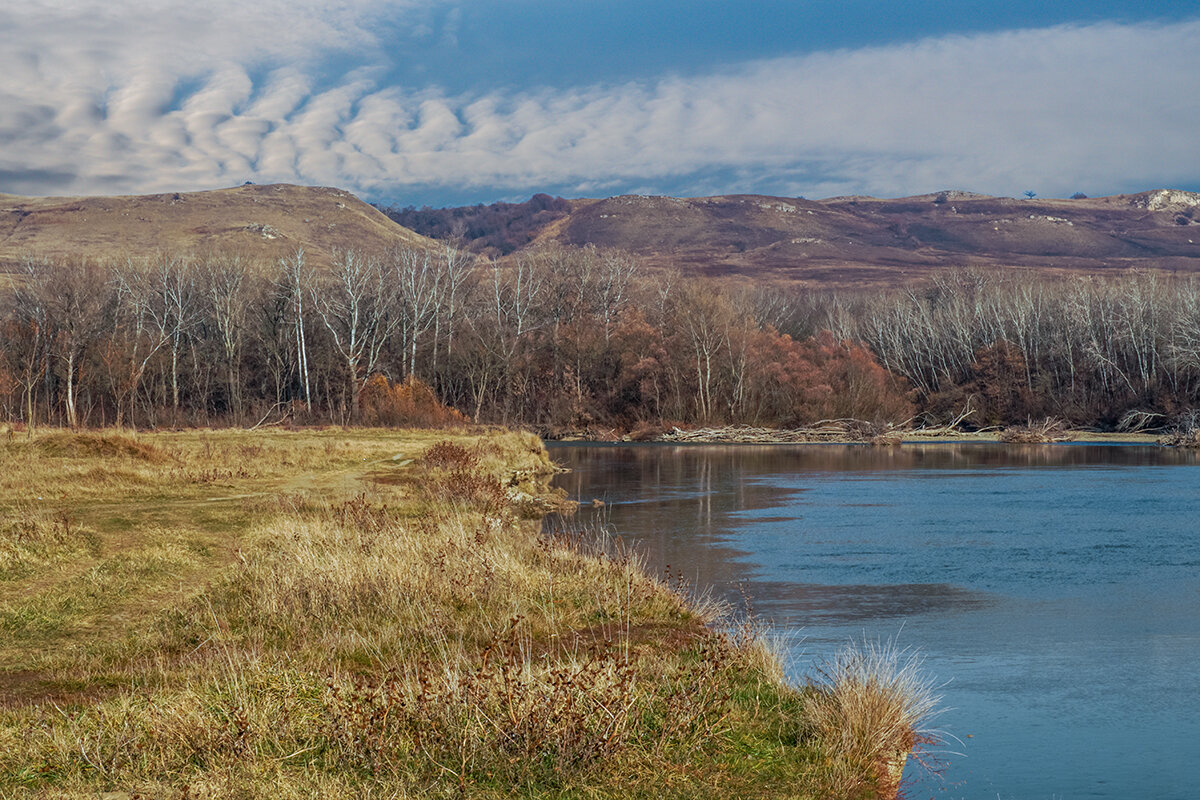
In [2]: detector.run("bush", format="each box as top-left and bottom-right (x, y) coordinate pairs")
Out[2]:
(358, 374), (466, 428)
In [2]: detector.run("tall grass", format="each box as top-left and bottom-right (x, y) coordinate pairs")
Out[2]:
(806, 637), (945, 798)
(0, 429), (944, 799)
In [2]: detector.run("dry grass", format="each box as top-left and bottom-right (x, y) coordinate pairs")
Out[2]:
(0, 183), (430, 270)
(0, 427), (936, 799)
(806, 638), (945, 799)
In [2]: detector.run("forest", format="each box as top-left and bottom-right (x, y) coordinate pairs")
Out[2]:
(2, 243), (1198, 434)
(378, 194), (571, 256)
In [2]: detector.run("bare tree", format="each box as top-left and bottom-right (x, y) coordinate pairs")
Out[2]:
(200, 253), (255, 423)
(278, 249), (314, 412)
(27, 259), (112, 428)
(6, 257), (52, 428)
(110, 259), (174, 427)
(390, 245), (440, 380)
(140, 254), (199, 420)
(310, 249), (399, 418)
(431, 240), (474, 373)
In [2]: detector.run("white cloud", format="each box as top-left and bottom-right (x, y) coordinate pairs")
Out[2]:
(1, 7), (1198, 200)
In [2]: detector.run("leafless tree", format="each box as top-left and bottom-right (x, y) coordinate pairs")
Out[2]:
(278, 248), (314, 412)
(311, 249), (399, 417)
(200, 253), (256, 423)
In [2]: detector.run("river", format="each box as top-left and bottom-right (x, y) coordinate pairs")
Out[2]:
(546, 443), (1200, 800)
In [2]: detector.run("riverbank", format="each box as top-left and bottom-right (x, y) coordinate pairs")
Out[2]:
(551, 424), (1164, 445)
(0, 428), (918, 799)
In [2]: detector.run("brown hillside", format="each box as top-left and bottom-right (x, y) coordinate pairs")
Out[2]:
(0, 184), (431, 271)
(510, 189), (1200, 286)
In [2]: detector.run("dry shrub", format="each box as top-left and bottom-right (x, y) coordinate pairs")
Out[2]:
(428, 469), (508, 513)
(419, 440), (479, 470)
(323, 620), (640, 785)
(806, 638), (943, 799)
(416, 441), (507, 512)
(321, 619), (745, 788)
(358, 374), (466, 428)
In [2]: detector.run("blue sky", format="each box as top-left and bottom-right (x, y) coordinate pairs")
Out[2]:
(387, 1), (1199, 93)
(2, 1), (1199, 205)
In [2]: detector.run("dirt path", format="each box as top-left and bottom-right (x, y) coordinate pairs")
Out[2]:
(0, 457), (399, 705)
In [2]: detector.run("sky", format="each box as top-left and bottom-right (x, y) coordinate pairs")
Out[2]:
(2, 1), (1199, 206)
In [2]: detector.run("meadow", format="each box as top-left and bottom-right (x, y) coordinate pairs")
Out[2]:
(0, 427), (931, 799)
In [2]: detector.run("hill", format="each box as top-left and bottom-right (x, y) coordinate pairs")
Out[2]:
(378, 193), (571, 255)
(0, 183), (430, 271)
(397, 189), (1200, 286)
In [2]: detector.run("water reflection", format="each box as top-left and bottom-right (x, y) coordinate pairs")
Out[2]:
(747, 580), (992, 623)
(550, 441), (1200, 483)
(547, 442), (1200, 800)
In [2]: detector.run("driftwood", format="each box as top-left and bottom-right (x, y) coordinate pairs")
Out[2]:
(657, 419), (893, 444)
(998, 417), (1074, 443)
(1158, 410), (1200, 447)
(906, 399), (996, 438)
(1117, 409), (1164, 434)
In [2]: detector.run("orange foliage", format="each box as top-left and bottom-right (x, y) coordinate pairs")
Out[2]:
(358, 374), (467, 428)
(744, 329), (912, 425)
(968, 340), (1036, 424)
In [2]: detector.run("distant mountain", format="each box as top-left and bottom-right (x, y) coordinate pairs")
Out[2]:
(400, 189), (1200, 286)
(0, 184), (430, 271)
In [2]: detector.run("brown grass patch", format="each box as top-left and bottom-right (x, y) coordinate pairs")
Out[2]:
(27, 432), (169, 462)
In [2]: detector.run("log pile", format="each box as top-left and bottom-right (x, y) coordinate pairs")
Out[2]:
(1158, 410), (1200, 447)
(997, 417), (1074, 443)
(657, 420), (889, 444)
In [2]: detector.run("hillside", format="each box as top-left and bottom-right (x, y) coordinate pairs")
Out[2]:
(401, 189), (1200, 286)
(0, 183), (430, 271)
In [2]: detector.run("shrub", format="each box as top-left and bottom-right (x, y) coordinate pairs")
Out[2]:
(358, 374), (466, 428)
(419, 440), (479, 470)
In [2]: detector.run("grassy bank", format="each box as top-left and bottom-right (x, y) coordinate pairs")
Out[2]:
(0, 427), (926, 799)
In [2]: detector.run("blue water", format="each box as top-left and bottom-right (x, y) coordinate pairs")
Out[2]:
(548, 443), (1200, 800)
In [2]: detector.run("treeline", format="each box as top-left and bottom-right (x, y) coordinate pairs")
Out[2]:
(377, 194), (570, 256)
(0, 246), (908, 431)
(833, 269), (1200, 428)
(2, 245), (1199, 433)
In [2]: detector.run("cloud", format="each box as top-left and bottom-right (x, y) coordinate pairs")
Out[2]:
(1, 6), (1198, 201)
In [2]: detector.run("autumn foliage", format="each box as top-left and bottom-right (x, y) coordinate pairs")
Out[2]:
(357, 374), (465, 428)
(739, 329), (913, 425)
(12, 246), (1196, 434)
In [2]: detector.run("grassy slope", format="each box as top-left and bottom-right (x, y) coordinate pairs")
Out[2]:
(0, 428), (887, 800)
(0, 184), (430, 271)
(522, 191), (1200, 287)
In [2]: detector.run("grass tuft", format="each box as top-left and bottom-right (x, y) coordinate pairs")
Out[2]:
(806, 637), (944, 798)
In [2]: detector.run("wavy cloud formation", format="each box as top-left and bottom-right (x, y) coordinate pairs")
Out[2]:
(1, 5), (1198, 200)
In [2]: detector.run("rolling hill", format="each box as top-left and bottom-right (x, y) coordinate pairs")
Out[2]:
(5, 183), (1199, 287)
(0, 183), (431, 271)
(388, 189), (1200, 286)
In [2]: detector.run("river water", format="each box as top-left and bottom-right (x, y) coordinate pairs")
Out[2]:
(546, 443), (1200, 800)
